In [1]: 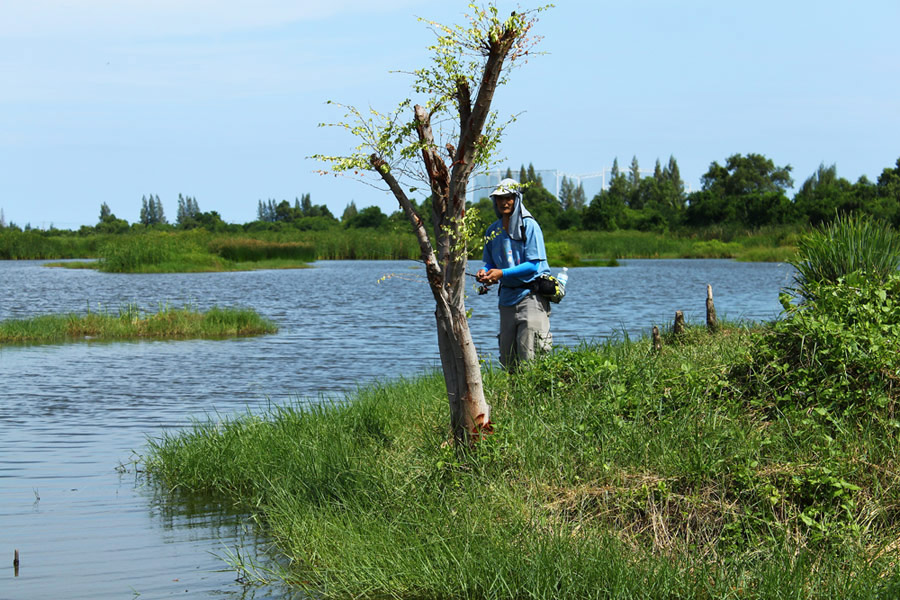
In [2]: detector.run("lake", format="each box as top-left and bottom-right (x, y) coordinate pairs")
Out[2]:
(0, 259), (793, 599)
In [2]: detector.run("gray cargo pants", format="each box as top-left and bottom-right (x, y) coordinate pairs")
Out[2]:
(498, 293), (552, 370)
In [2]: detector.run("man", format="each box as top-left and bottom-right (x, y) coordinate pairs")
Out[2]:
(476, 178), (552, 369)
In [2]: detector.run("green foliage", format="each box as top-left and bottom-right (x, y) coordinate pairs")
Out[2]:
(99, 231), (201, 272)
(208, 238), (316, 263)
(0, 304), (276, 343)
(145, 310), (900, 597)
(790, 213), (900, 300)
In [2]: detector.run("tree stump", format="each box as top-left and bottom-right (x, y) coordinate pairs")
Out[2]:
(673, 311), (685, 336)
(651, 326), (662, 353)
(706, 284), (718, 332)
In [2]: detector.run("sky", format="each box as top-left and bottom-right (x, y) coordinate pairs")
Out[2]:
(2, 0), (899, 229)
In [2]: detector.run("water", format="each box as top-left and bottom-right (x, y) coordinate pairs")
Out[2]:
(0, 259), (793, 599)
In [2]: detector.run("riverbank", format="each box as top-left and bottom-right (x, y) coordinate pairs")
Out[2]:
(144, 300), (900, 599)
(0, 305), (277, 343)
(1, 227), (798, 271)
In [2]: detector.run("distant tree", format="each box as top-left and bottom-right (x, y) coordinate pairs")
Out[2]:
(300, 193), (312, 215)
(793, 163), (855, 225)
(341, 201), (358, 224)
(153, 196), (167, 225)
(558, 176), (575, 211)
(628, 155), (641, 186)
(583, 189), (626, 231)
(522, 180), (561, 232)
(0, 208), (5, 229)
(687, 153), (793, 227)
(557, 176), (583, 229)
(176, 194), (201, 227)
(96, 202), (129, 233)
(346, 205), (388, 229)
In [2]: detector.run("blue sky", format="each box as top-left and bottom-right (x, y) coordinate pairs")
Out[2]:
(2, 1), (898, 229)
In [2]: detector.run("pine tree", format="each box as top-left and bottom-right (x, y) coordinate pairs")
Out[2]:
(140, 196), (150, 225)
(257, 200), (266, 222)
(666, 155), (684, 195)
(177, 194), (187, 225)
(572, 183), (587, 211)
(342, 201), (358, 223)
(154, 195), (167, 224)
(559, 176), (575, 211)
(629, 156), (641, 185)
(0, 208), (6, 229)
(301, 193), (312, 215)
(610, 158), (620, 183)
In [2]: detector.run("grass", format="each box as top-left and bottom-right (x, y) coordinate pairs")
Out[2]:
(790, 213), (900, 299)
(143, 315), (900, 599)
(552, 228), (799, 264)
(3, 227), (799, 273)
(0, 304), (277, 343)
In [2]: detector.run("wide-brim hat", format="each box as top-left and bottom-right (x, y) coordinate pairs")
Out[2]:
(489, 178), (520, 198)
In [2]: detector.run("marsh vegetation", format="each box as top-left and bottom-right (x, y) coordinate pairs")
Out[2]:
(0, 304), (277, 343)
(143, 216), (900, 599)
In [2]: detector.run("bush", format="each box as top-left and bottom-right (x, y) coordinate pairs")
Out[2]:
(790, 213), (900, 300)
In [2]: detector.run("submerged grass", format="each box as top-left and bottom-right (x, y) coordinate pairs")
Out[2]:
(144, 319), (900, 599)
(0, 304), (277, 343)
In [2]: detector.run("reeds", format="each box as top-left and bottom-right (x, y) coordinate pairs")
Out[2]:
(0, 304), (277, 343)
(790, 213), (900, 299)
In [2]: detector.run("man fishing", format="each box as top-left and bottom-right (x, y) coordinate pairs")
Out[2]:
(476, 178), (552, 369)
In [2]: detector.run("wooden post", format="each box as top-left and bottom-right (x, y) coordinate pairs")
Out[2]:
(673, 311), (685, 336)
(651, 326), (662, 353)
(14, 549), (19, 577)
(706, 284), (718, 332)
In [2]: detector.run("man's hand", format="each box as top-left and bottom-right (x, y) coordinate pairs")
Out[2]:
(476, 268), (503, 284)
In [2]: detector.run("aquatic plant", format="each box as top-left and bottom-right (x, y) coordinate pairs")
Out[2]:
(0, 304), (277, 343)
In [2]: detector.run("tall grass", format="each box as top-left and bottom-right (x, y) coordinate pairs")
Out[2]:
(208, 238), (316, 262)
(553, 229), (798, 262)
(144, 315), (900, 598)
(0, 304), (277, 343)
(0, 230), (105, 259)
(790, 213), (900, 299)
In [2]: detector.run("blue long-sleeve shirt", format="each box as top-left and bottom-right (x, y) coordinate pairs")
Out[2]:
(482, 217), (550, 306)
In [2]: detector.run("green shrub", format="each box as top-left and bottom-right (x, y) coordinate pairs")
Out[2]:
(790, 213), (900, 300)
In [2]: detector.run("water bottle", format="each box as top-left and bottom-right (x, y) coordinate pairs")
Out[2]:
(556, 267), (568, 288)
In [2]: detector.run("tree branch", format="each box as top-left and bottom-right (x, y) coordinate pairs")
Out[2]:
(369, 154), (443, 291)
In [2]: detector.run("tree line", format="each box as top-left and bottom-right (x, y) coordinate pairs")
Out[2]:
(3, 154), (899, 236)
(491, 154), (900, 234)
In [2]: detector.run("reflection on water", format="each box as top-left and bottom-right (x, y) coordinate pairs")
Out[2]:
(0, 259), (793, 599)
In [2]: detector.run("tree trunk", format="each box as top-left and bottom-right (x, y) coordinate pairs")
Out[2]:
(706, 284), (718, 332)
(369, 153), (491, 444)
(673, 310), (686, 336)
(436, 302), (491, 443)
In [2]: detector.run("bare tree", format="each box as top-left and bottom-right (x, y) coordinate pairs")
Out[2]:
(315, 5), (549, 444)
